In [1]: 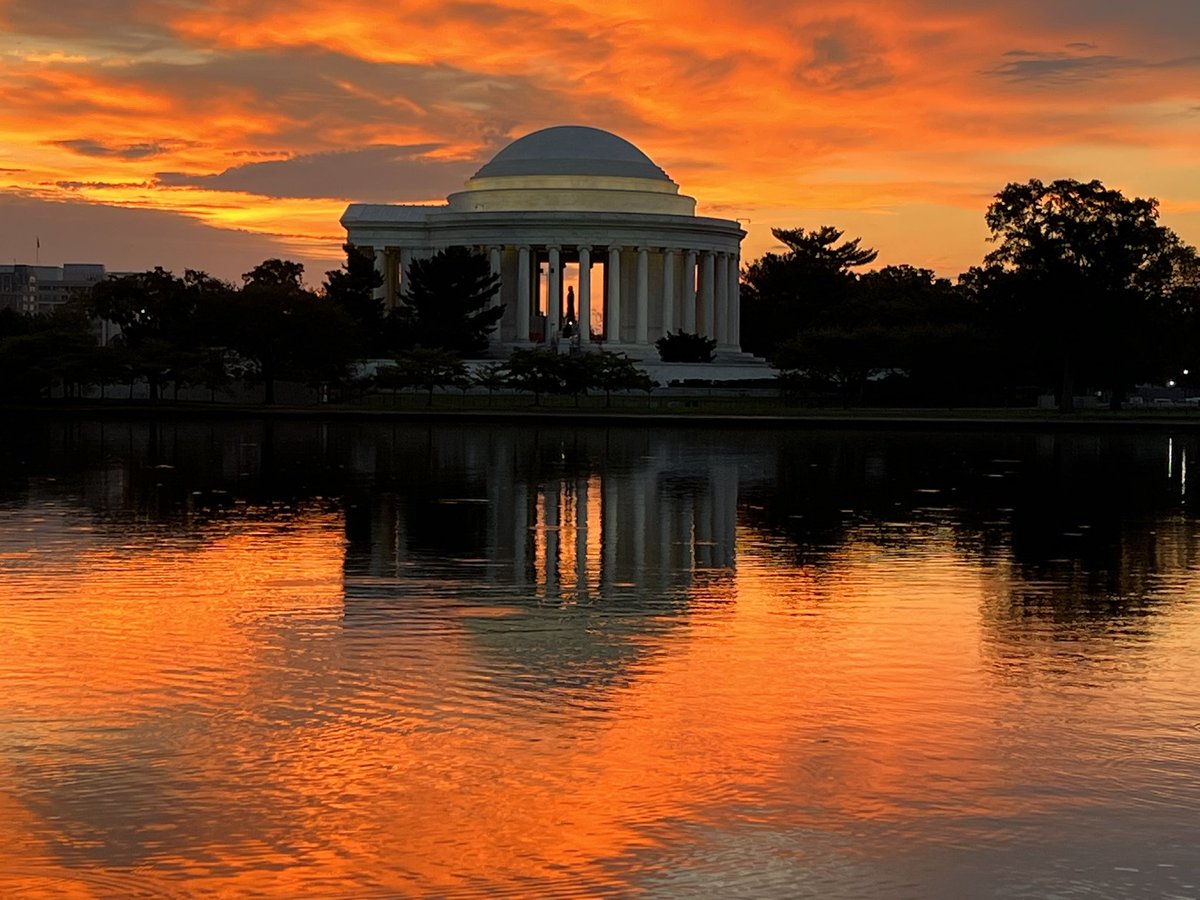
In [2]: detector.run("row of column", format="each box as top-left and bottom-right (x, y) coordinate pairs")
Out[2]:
(502, 244), (741, 348)
(370, 242), (741, 348)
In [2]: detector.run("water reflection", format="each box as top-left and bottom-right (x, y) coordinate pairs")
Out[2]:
(335, 428), (738, 589)
(2, 419), (1199, 897)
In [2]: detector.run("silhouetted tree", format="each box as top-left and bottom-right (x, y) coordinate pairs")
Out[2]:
(983, 178), (1187, 411)
(472, 362), (508, 404)
(768, 264), (976, 406)
(1162, 247), (1200, 385)
(0, 303), (100, 400)
(395, 247), (503, 357)
(740, 225), (878, 361)
(223, 260), (356, 404)
(89, 268), (188, 399)
(324, 243), (385, 355)
(502, 348), (563, 405)
(391, 347), (468, 406)
(590, 351), (654, 406)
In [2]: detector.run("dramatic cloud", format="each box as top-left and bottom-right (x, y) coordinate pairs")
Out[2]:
(988, 49), (1200, 83)
(55, 140), (182, 160)
(0, 0), (1196, 280)
(156, 145), (479, 201)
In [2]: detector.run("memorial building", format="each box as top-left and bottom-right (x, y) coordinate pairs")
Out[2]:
(341, 125), (751, 361)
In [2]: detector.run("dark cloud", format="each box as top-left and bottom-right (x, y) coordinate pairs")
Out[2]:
(0, 191), (312, 280)
(918, 0), (1200, 44)
(0, 0), (186, 55)
(988, 50), (1200, 83)
(54, 139), (177, 160)
(53, 180), (149, 190)
(790, 20), (892, 91)
(989, 53), (1128, 82)
(156, 144), (478, 201)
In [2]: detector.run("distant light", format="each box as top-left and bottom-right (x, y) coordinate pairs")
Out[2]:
(1185, 369), (1191, 376)
(1168, 380), (1177, 387)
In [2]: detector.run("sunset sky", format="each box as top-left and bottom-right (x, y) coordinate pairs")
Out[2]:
(1, 0), (1197, 283)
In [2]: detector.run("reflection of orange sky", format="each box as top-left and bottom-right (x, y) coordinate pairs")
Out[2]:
(9, 503), (1200, 894)
(0, 515), (345, 715)
(1, 0), (1197, 277)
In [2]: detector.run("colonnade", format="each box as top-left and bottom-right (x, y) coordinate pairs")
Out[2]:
(369, 241), (742, 350)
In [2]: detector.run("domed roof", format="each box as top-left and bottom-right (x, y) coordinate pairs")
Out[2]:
(472, 125), (672, 182)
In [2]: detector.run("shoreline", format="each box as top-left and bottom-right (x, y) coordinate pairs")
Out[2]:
(7, 401), (1200, 431)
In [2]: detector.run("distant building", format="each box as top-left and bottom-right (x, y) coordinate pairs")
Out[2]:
(342, 125), (753, 362)
(0, 263), (106, 315)
(0, 263), (120, 344)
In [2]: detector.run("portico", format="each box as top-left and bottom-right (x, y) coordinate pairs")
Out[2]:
(341, 126), (749, 359)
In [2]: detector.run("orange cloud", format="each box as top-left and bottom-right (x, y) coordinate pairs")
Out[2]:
(0, 0), (1196, 277)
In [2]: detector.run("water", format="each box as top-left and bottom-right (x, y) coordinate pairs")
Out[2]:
(1, 419), (1198, 898)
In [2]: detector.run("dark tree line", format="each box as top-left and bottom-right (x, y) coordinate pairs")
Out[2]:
(0, 244), (507, 404)
(7, 176), (1197, 410)
(741, 178), (1200, 409)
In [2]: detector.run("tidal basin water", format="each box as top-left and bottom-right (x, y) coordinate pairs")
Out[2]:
(2, 419), (1199, 898)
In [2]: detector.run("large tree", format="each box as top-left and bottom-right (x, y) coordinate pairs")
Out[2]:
(222, 260), (356, 404)
(982, 178), (1187, 410)
(740, 226), (878, 360)
(324, 243), (385, 355)
(395, 247), (504, 357)
(87, 267), (230, 400)
(0, 303), (99, 400)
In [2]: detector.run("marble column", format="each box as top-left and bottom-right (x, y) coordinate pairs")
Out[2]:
(547, 245), (561, 344)
(398, 248), (413, 304)
(636, 246), (649, 345)
(373, 247), (387, 302)
(715, 252), (729, 345)
(606, 246), (622, 343)
(517, 246), (531, 343)
(700, 251), (716, 338)
(578, 245), (592, 345)
(662, 249), (676, 336)
(488, 246), (502, 311)
(728, 252), (741, 348)
(682, 250), (697, 333)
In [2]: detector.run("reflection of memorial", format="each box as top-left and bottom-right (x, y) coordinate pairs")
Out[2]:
(499, 463), (739, 600)
(347, 428), (742, 602)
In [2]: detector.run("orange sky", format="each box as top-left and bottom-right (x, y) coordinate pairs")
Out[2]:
(1, 0), (1197, 281)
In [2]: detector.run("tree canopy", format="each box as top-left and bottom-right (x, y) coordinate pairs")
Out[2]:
(224, 259), (357, 403)
(395, 247), (503, 357)
(979, 178), (1185, 409)
(324, 243), (385, 355)
(740, 226), (878, 361)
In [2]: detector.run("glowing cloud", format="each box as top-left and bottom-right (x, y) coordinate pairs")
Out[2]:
(0, 0), (1196, 278)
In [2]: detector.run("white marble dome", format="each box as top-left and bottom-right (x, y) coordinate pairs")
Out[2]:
(447, 125), (695, 215)
(472, 125), (672, 182)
